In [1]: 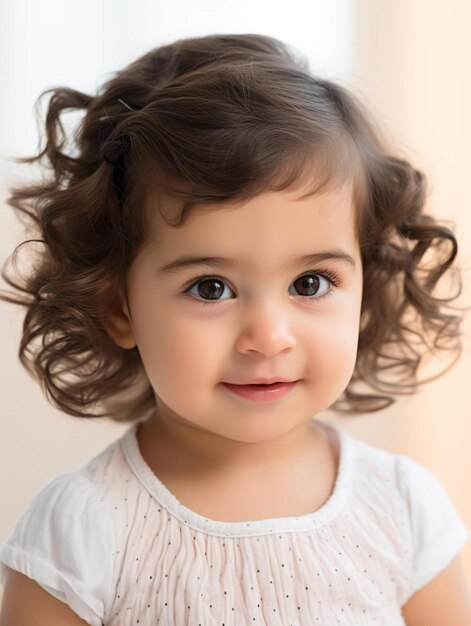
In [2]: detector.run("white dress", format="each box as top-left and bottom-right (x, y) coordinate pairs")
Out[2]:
(0, 417), (468, 625)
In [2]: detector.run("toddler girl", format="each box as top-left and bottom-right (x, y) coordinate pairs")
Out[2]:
(0, 33), (470, 625)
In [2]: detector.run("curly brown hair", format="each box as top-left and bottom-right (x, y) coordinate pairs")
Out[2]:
(0, 33), (465, 422)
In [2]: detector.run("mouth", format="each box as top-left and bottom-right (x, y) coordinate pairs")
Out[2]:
(244, 382), (289, 386)
(221, 380), (299, 402)
(223, 377), (298, 387)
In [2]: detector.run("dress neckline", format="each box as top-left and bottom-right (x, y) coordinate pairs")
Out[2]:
(119, 418), (354, 537)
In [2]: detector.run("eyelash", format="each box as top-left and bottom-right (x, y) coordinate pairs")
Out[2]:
(181, 268), (342, 307)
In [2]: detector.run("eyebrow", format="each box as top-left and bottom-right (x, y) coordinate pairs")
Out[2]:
(158, 249), (356, 273)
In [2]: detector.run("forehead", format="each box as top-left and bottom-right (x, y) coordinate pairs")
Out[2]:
(143, 180), (357, 265)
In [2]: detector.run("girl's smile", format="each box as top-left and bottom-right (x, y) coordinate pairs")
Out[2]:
(220, 379), (300, 402)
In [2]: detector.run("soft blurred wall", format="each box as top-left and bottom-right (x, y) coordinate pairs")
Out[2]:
(0, 0), (469, 597)
(328, 0), (471, 582)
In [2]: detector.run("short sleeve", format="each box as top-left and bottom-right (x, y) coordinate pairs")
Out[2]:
(0, 471), (115, 626)
(396, 454), (469, 600)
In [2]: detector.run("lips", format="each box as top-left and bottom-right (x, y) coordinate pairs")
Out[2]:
(247, 383), (280, 386)
(221, 380), (299, 402)
(225, 378), (297, 385)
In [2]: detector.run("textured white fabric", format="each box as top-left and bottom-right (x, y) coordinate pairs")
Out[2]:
(0, 418), (468, 625)
(0, 471), (114, 626)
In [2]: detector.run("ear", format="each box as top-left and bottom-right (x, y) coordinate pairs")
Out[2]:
(103, 290), (137, 350)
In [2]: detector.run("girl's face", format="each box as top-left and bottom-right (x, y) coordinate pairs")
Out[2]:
(106, 181), (363, 458)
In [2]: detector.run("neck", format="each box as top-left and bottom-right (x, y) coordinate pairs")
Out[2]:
(138, 407), (325, 475)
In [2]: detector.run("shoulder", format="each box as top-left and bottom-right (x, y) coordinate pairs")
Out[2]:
(1, 437), (122, 549)
(20, 468), (108, 515)
(0, 452), (120, 625)
(393, 452), (468, 543)
(346, 431), (459, 510)
(346, 432), (469, 602)
(349, 432), (468, 540)
(394, 452), (458, 508)
(394, 453), (469, 600)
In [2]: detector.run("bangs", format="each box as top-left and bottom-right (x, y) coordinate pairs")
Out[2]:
(131, 131), (367, 242)
(262, 133), (365, 203)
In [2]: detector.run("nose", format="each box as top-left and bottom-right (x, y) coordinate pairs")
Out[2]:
(234, 301), (297, 356)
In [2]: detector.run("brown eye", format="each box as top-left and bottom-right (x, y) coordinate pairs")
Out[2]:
(293, 274), (331, 297)
(190, 278), (232, 302)
(183, 270), (340, 306)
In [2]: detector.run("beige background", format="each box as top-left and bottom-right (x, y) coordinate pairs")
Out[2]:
(333, 0), (471, 583)
(0, 0), (470, 604)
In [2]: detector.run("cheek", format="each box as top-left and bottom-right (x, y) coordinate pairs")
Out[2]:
(306, 307), (360, 380)
(298, 317), (358, 413)
(133, 307), (223, 397)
